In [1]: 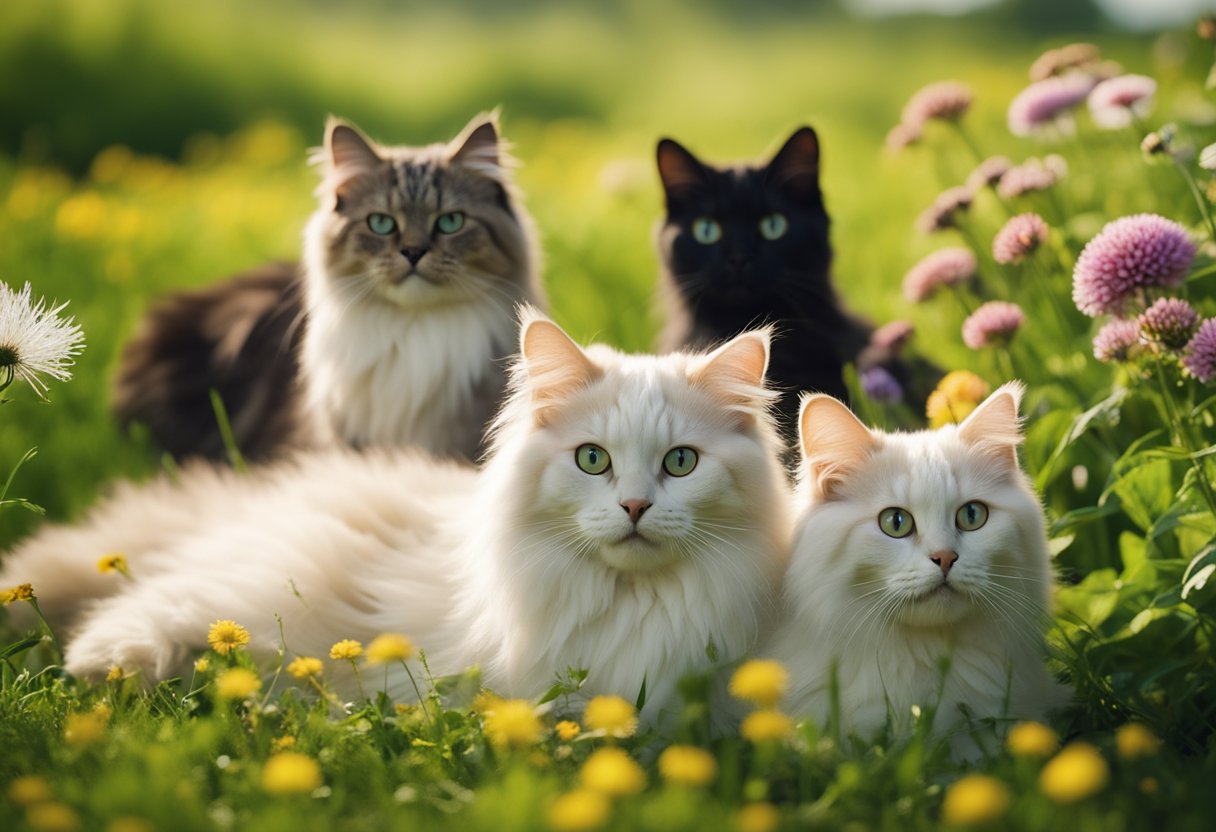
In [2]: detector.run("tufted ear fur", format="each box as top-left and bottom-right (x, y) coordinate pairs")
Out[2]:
(765, 126), (821, 203)
(799, 393), (877, 499)
(326, 118), (382, 172)
(957, 381), (1025, 470)
(657, 138), (710, 203)
(688, 329), (775, 426)
(449, 111), (502, 172)
(517, 309), (601, 426)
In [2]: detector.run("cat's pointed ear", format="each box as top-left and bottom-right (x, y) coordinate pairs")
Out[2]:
(657, 138), (709, 200)
(450, 111), (502, 171)
(688, 329), (775, 426)
(518, 308), (601, 427)
(325, 117), (382, 172)
(799, 394), (876, 499)
(957, 381), (1025, 469)
(766, 126), (821, 202)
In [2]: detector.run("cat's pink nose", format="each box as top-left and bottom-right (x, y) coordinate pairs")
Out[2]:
(620, 499), (652, 524)
(930, 549), (958, 577)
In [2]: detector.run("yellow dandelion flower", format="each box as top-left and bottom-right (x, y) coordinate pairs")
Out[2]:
(2, 583), (35, 604)
(8, 774), (52, 806)
(286, 656), (324, 679)
(658, 745), (718, 787)
(106, 665), (124, 683)
(261, 751), (322, 796)
(54, 192), (107, 240)
(548, 788), (611, 831)
(1006, 721), (1059, 757)
(63, 711), (106, 746)
(942, 774), (1012, 826)
(583, 695), (638, 739)
(472, 691), (504, 713)
(926, 370), (990, 427)
(735, 802), (780, 832)
(92, 702), (112, 721)
(579, 747), (646, 797)
(555, 720), (581, 742)
(729, 659), (789, 709)
(1115, 723), (1161, 760)
(271, 735), (297, 752)
(26, 801), (80, 832)
(741, 709), (794, 744)
(107, 817), (154, 832)
(97, 553), (129, 576)
(193, 657), (210, 674)
(365, 633), (416, 665)
(328, 639), (363, 660)
(207, 620), (250, 655)
(215, 668), (262, 700)
(90, 145), (135, 185)
(484, 699), (543, 749)
(1039, 742), (1109, 803)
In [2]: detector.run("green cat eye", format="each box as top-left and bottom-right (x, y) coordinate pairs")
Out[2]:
(435, 211), (465, 234)
(662, 446), (698, 477)
(759, 212), (789, 241)
(956, 501), (989, 531)
(878, 507), (915, 539)
(367, 213), (397, 235)
(691, 217), (723, 245)
(575, 444), (611, 475)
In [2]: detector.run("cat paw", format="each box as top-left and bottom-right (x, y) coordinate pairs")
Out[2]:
(64, 626), (185, 683)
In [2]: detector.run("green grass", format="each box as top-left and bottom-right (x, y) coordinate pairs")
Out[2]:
(3, 0), (1216, 829)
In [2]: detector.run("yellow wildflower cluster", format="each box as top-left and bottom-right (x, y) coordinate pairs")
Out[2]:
(206, 620), (250, 656)
(1039, 742), (1109, 803)
(329, 639), (363, 661)
(1115, 723), (1161, 759)
(729, 660), (789, 709)
(942, 774), (1012, 825)
(547, 788), (610, 832)
(261, 752), (323, 796)
(1006, 721), (1059, 757)
(25, 801), (80, 832)
(735, 802), (780, 832)
(657, 745), (717, 788)
(579, 747), (646, 797)
(1, 583), (35, 604)
(215, 668), (262, 700)
(483, 699), (544, 749)
(582, 695), (637, 739)
(365, 632), (416, 665)
(8, 775), (53, 806)
(286, 656), (324, 680)
(740, 710), (794, 744)
(555, 720), (581, 742)
(96, 553), (129, 576)
(63, 711), (107, 747)
(926, 370), (990, 427)
(193, 657), (210, 674)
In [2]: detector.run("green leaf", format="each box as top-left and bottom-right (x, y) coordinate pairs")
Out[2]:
(635, 674), (647, 711)
(1182, 542), (1216, 609)
(1032, 389), (1126, 489)
(1109, 460), (1175, 532)
(0, 633), (43, 660)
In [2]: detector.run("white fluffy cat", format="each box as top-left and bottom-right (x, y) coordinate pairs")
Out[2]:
(1, 312), (791, 726)
(763, 383), (1064, 752)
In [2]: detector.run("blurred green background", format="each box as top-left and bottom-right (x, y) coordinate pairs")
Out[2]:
(0, 0), (1208, 546)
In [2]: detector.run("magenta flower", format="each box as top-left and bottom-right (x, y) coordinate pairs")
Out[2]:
(917, 186), (974, 233)
(902, 81), (974, 127)
(993, 213), (1049, 264)
(860, 366), (903, 404)
(1092, 319), (1142, 363)
(1139, 297), (1199, 350)
(1088, 74), (1157, 129)
(997, 158), (1062, 199)
(1072, 214), (1197, 317)
(1184, 319), (1216, 382)
(1029, 43), (1102, 81)
(962, 301), (1025, 349)
(871, 320), (915, 353)
(903, 248), (978, 302)
(1007, 74), (1097, 136)
(966, 156), (1013, 191)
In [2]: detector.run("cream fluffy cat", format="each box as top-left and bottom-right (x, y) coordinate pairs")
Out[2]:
(3, 313), (791, 726)
(764, 383), (1063, 752)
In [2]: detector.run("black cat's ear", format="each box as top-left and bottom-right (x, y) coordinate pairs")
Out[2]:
(517, 307), (602, 427)
(325, 117), (382, 172)
(450, 112), (501, 171)
(766, 126), (821, 202)
(957, 381), (1024, 470)
(799, 393), (876, 500)
(657, 138), (709, 200)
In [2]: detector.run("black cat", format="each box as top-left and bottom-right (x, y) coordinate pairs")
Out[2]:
(656, 126), (876, 442)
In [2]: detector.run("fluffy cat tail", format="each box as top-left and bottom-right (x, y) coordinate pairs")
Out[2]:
(111, 262), (307, 462)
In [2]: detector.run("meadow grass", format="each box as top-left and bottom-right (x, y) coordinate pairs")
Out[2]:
(2, 1), (1216, 829)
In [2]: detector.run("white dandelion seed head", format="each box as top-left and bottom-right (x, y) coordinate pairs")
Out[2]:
(0, 281), (86, 397)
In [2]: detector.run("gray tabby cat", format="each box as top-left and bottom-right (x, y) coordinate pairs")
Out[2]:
(113, 113), (543, 462)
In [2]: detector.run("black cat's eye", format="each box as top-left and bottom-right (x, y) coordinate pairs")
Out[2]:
(662, 446), (698, 477)
(956, 501), (989, 531)
(759, 212), (788, 241)
(878, 507), (915, 539)
(691, 217), (723, 245)
(435, 211), (464, 234)
(575, 444), (610, 475)
(367, 213), (397, 235)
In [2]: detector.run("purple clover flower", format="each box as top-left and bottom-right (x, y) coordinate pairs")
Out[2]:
(1092, 318), (1142, 363)
(1184, 319), (1216, 382)
(1139, 297), (1199, 350)
(902, 81), (974, 127)
(997, 158), (1062, 199)
(903, 248), (978, 303)
(1088, 74), (1157, 130)
(917, 185), (974, 234)
(966, 156), (1013, 191)
(860, 366), (904, 404)
(1072, 214), (1196, 317)
(871, 320), (915, 353)
(1029, 43), (1102, 81)
(1007, 74), (1097, 137)
(962, 301), (1025, 349)
(992, 213), (1049, 264)
(885, 122), (922, 152)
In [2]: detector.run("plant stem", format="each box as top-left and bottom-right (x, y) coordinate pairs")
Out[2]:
(1153, 357), (1216, 515)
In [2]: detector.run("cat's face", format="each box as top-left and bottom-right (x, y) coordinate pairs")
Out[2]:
(307, 115), (532, 309)
(793, 384), (1047, 630)
(500, 313), (782, 574)
(656, 128), (831, 309)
